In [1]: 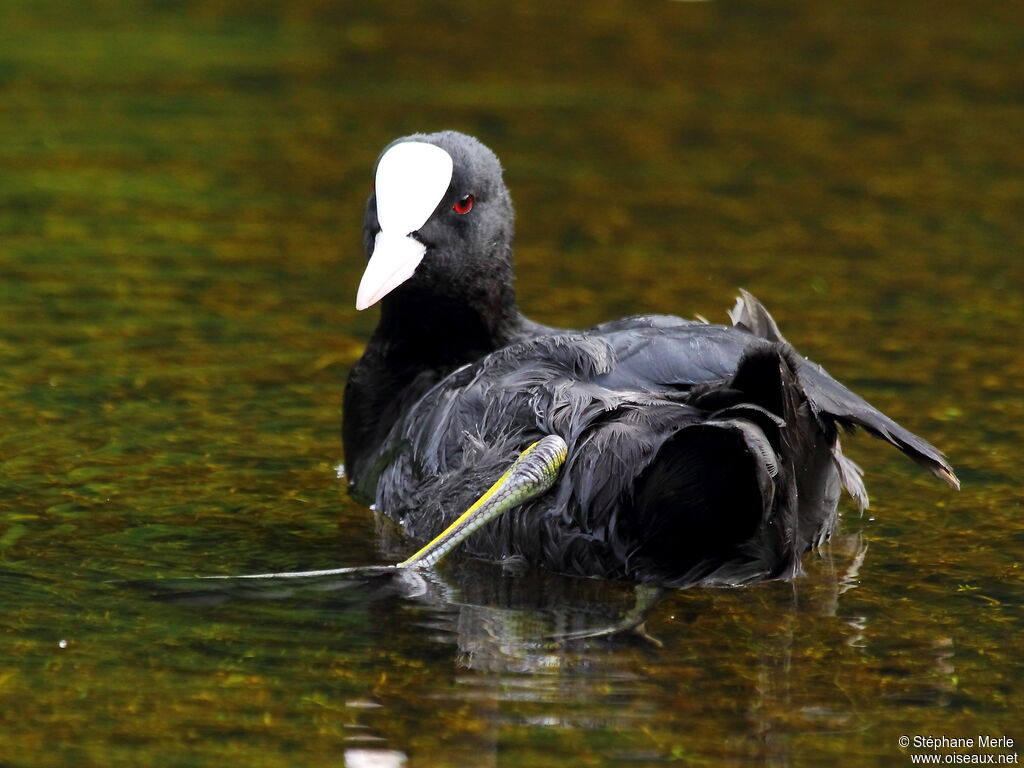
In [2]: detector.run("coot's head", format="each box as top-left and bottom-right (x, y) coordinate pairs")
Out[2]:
(357, 131), (515, 312)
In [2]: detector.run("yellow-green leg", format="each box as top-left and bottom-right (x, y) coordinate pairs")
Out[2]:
(398, 435), (568, 569)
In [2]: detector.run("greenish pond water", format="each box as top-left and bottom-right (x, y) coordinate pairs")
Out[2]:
(1, 1), (1021, 766)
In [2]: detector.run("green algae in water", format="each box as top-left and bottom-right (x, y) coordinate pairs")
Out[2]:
(1, 1), (1022, 766)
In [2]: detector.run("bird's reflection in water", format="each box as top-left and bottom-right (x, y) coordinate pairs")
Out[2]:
(136, 526), (871, 669)
(130, 527), (960, 764)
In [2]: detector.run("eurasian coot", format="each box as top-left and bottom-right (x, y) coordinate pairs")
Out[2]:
(342, 131), (957, 587)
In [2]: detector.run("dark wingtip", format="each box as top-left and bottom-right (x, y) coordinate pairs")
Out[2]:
(849, 422), (960, 492)
(877, 426), (959, 491)
(935, 466), (961, 490)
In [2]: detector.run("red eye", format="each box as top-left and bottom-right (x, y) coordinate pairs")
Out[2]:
(453, 194), (474, 214)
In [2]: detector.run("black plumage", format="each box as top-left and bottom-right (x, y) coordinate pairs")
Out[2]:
(342, 131), (957, 587)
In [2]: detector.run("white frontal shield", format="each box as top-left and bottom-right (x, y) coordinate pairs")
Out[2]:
(356, 142), (454, 310)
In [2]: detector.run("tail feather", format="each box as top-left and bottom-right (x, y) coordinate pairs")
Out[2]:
(729, 288), (789, 344)
(832, 437), (869, 510)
